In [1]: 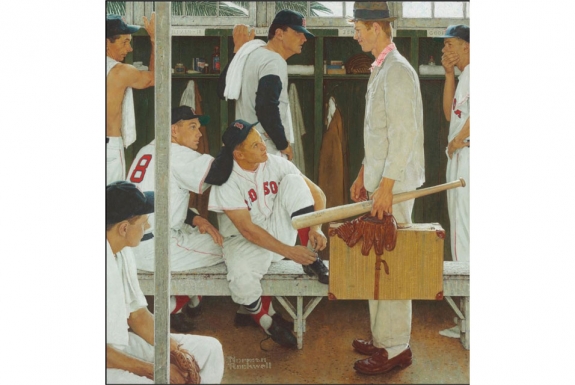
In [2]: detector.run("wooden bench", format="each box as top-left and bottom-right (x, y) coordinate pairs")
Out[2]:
(138, 260), (470, 350)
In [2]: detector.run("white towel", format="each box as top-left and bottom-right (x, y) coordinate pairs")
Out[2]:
(325, 97), (337, 129)
(223, 39), (266, 101)
(180, 80), (196, 108)
(106, 56), (137, 148)
(288, 83), (306, 173)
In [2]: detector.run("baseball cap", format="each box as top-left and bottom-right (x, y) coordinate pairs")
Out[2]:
(106, 181), (154, 227)
(272, 10), (314, 39)
(172, 105), (210, 126)
(350, 1), (397, 22)
(222, 120), (259, 150)
(106, 14), (140, 38)
(435, 25), (470, 43)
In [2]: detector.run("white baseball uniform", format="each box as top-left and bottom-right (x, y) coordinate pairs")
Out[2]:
(208, 154), (314, 305)
(127, 140), (224, 271)
(106, 241), (224, 384)
(446, 64), (470, 262)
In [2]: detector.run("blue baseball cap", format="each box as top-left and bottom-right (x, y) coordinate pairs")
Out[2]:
(222, 120), (259, 150)
(106, 14), (140, 38)
(106, 181), (154, 227)
(172, 105), (210, 126)
(272, 10), (314, 39)
(436, 25), (470, 43)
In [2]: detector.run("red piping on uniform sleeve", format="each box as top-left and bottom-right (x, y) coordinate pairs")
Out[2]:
(197, 156), (214, 194)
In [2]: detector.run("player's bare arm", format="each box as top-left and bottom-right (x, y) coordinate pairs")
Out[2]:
(224, 208), (316, 265)
(301, 174), (327, 250)
(106, 64), (154, 136)
(233, 24), (255, 53)
(447, 117), (470, 158)
(193, 215), (224, 246)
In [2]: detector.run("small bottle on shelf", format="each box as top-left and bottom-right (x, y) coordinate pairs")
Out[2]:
(428, 55), (436, 66)
(212, 46), (220, 74)
(203, 64), (209, 74)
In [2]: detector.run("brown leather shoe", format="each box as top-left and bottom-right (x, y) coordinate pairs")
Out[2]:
(353, 346), (412, 375)
(352, 339), (380, 356)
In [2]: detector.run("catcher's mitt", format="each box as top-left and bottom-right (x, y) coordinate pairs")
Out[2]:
(171, 344), (201, 384)
(329, 213), (398, 256)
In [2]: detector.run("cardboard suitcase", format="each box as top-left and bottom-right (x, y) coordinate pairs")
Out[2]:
(328, 222), (445, 300)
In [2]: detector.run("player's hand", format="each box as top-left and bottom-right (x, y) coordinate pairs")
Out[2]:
(143, 12), (156, 42)
(280, 143), (294, 161)
(169, 363), (187, 384)
(441, 51), (458, 74)
(193, 216), (224, 246)
(350, 168), (367, 202)
(308, 228), (327, 251)
(285, 245), (317, 265)
(447, 137), (469, 159)
(233, 24), (255, 53)
(370, 186), (393, 220)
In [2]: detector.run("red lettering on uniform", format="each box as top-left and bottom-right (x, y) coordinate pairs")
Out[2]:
(454, 109), (462, 118)
(263, 182), (270, 195)
(248, 189), (257, 202)
(130, 154), (152, 183)
(270, 181), (278, 194)
(452, 98), (457, 111)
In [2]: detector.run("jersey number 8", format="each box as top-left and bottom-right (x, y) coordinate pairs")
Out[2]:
(130, 154), (152, 183)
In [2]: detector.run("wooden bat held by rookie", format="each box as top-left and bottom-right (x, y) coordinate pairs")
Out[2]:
(291, 178), (466, 230)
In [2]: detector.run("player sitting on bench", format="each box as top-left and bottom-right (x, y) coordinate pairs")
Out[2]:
(208, 120), (329, 348)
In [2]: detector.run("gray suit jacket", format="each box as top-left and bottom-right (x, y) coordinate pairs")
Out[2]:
(362, 48), (425, 193)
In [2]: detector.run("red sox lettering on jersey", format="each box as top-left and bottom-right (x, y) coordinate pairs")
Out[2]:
(244, 180), (280, 211)
(453, 98), (462, 118)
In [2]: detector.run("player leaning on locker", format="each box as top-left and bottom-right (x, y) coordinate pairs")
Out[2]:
(106, 14), (155, 184)
(106, 181), (224, 384)
(127, 106), (227, 333)
(208, 120), (329, 348)
(217, 9), (315, 161)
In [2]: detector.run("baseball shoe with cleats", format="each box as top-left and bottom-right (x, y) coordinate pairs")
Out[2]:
(170, 312), (196, 333)
(235, 312), (294, 330)
(302, 256), (329, 284)
(182, 301), (203, 318)
(266, 319), (298, 348)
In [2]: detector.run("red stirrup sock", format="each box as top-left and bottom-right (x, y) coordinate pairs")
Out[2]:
(171, 296), (190, 314)
(297, 227), (310, 247)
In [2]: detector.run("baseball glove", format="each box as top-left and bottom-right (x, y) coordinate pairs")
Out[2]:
(170, 344), (201, 384)
(330, 214), (398, 256)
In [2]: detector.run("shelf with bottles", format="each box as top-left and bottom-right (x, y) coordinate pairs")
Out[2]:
(172, 36), (222, 76)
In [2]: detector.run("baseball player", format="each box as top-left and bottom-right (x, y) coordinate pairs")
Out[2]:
(437, 24), (470, 339)
(127, 106), (225, 333)
(107, 13), (155, 184)
(217, 10), (315, 161)
(208, 120), (329, 348)
(106, 181), (224, 384)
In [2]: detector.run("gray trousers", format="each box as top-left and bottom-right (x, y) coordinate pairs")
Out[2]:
(368, 184), (415, 358)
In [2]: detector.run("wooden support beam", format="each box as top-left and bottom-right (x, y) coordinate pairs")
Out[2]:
(153, 2), (171, 384)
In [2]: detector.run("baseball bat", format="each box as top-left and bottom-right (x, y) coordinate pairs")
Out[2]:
(291, 178), (466, 229)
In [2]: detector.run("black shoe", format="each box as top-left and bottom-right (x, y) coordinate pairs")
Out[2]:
(182, 301), (203, 318)
(170, 312), (196, 333)
(303, 256), (329, 284)
(234, 312), (294, 330)
(266, 319), (297, 348)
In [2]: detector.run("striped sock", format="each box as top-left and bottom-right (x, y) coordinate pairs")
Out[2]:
(170, 295), (190, 314)
(245, 297), (272, 331)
